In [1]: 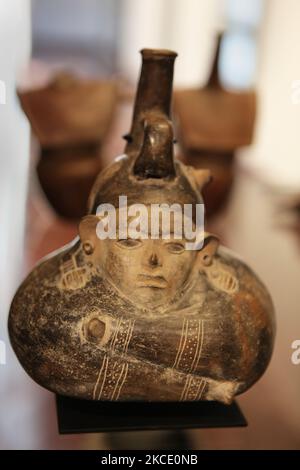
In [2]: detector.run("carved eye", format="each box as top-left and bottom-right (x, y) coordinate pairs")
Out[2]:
(165, 242), (185, 254)
(116, 238), (142, 249)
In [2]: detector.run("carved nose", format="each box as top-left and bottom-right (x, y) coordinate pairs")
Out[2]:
(149, 253), (161, 267)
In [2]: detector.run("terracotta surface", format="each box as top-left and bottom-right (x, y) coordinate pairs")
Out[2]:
(174, 35), (256, 152)
(9, 50), (274, 405)
(18, 72), (118, 219)
(18, 73), (117, 147)
(174, 34), (256, 218)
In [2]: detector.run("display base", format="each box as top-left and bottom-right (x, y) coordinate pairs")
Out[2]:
(56, 395), (247, 434)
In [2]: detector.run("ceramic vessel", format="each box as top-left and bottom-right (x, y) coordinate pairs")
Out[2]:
(174, 34), (256, 216)
(18, 72), (117, 219)
(9, 50), (275, 404)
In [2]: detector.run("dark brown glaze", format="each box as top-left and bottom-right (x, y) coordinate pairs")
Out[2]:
(8, 243), (274, 402)
(124, 49), (177, 156)
(9, 49), (275, 404)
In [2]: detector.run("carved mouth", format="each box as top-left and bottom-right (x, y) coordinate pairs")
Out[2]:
(137, 274), (168, 288)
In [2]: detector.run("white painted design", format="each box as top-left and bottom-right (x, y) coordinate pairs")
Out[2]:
(93, 354), (129, 401)
(92, 317), (135, 400)
(58, 250), (94, 291)
(206, 260), (239, 294)
(180, 375), (206, 401)
(173, 319), (205, 373)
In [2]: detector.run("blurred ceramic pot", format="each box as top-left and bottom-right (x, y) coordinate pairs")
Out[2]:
(18, 72), (117, 219)
(174, 34), (256, 217)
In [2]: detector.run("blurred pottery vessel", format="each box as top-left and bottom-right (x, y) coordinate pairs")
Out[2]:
(174, 34), (256, 217)
(9, 50), (274, 404)
(18, 72), (117, 219)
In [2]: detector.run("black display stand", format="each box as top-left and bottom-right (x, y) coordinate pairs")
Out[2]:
(56, 395), (247, 434)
